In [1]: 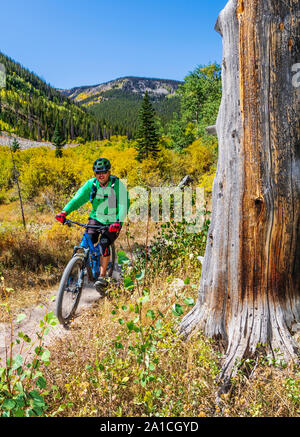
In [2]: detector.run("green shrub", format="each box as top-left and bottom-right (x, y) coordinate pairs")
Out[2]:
(0, 281), (61, 417)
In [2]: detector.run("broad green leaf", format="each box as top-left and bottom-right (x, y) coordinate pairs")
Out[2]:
(12, 354), (23, 370)
(184, 297), (195, 306)
(124, 276), (134, 290)
(148, 362), (156, 371)
(117, 251), (130, 265)
(16, 313), (26, 323)
(29, 390), (45, 408)
(126, 321), (135, 331)
(18, 332), (31, 343)
(35, 346), (42, 356)
(138, 295), (149, 304)
(136, 270), (145, 281)
(2, 399), (16, 410)
(155, 319), (162, 329)
(41, 349), (50, 363)
(15, 394), (26, 407)
(172, 303), (183, 316)
(32, 398), (45, 411)
(14, 408), (25, 417)
(45, 311), (57, 324)
(36, 376), (47, 389)
(114, 342), (124, 349)
(146, 310), (155, 319)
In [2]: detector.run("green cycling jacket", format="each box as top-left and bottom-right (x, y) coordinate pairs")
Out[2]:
(63, 176), (130, 225)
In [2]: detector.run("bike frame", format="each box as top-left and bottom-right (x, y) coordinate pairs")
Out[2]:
(81, 232), (100, 281)
(65, 219), (109, 282)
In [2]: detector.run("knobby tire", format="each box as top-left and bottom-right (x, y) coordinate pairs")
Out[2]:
(56, 255), (85, 326)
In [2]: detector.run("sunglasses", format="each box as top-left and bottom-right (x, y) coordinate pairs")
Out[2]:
(95, 171), (109, 175)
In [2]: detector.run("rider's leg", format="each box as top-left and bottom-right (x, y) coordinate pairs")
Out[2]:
(86, 218), (102, 279)
(100, 255), (110, 277)
(94, 251), (110, 295)
(96, 229), (119, 285)
(95, 228), (121, 294)
(94, 232), (111, 293)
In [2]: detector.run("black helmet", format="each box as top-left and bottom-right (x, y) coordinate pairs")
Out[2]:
(93, 158), (111, 173)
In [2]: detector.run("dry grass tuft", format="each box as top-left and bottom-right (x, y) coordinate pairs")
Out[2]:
(0, 205), (299, 417)
(44, 272), (299, 418)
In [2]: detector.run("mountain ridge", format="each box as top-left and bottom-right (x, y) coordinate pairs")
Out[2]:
(59, 76), (182, 106)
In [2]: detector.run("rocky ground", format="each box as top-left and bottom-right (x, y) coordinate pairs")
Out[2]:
(0, 133), (79, 150)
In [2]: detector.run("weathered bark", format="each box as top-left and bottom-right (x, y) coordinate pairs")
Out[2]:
(205, 125), (217, 136)
(180, 0), (300, 380)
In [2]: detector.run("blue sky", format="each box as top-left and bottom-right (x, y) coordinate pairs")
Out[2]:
(1, 0), (227, 89)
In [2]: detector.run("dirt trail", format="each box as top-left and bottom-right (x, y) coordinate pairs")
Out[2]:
(0, 264), (122, 365)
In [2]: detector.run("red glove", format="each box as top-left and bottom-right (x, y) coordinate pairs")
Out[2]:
(109, 222), (121, 233)
(55, 212), (67, 224)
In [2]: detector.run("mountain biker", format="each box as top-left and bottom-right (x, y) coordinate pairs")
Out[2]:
(55, 158), (130, 293)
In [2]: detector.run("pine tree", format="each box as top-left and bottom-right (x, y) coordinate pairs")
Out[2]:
(11, 137), (20, 152)
(136, 91), (160, 161)
(52, 120), (66, 158)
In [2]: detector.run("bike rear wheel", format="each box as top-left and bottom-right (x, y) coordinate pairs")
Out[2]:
(56, 255), (85, 326)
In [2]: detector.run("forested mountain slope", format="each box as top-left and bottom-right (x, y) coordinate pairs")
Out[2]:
(0, 52), (104, 142)
(60, 76), (182, 138)
(0, 52), (182, 141)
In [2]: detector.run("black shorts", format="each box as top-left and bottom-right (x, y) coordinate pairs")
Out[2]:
(87, 218), (120, 257)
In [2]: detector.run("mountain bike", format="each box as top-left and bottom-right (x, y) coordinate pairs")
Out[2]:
(56, 219), (116, 327)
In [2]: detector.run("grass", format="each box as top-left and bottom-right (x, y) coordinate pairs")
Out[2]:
(43, 271), (299, 418)
(44, 272), (220, 417)
(0, 201), (299, 417)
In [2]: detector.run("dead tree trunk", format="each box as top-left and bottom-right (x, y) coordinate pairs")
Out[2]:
(180, 0), (300, 381)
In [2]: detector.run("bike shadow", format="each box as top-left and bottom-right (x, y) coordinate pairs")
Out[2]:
(78, 261), (123, 308)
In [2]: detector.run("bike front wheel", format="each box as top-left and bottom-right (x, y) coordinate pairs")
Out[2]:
(56, 255), (85, 326)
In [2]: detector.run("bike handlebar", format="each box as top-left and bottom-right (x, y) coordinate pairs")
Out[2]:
(64, 219), (109, 231)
